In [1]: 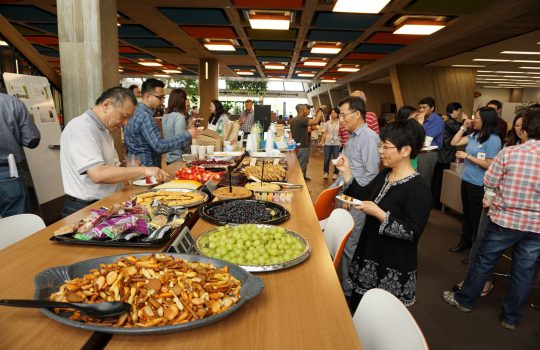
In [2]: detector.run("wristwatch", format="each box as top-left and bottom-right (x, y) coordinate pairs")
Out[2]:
(460, 126), (467, 132)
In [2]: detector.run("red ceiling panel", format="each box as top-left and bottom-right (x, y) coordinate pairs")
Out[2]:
(346, 53), (386, 60)
(181, 26), (237, 39)
(263, 70), (289, 74)
(233, 0), (303, 9)
(120, 58), (132, 63)
(24, 35), (58, 45)
(119, 46), (141, 53)
(367, 32), (422, 45)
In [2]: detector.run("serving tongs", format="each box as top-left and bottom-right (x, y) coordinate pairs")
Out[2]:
(0, 299), (130, 318)
(270, 182), (303, 189)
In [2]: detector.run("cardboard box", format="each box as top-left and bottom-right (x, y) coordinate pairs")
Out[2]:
(193, 129), (222, 151)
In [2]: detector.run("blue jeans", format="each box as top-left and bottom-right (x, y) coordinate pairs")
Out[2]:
(323, 145), (340, 174)
(0, 165), (30, 217)
(455, 219), (540, 325)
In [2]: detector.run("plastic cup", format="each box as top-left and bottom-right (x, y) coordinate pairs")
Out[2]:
(197, 145), (207, 160)
(191, 145), (198, 155)
(484, 191), (496, 206)
(206, 145), (215, 154)
(424, 136), (433, 148)
(126, 154), (140, 185)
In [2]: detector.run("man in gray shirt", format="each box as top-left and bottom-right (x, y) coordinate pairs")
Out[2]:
(336, 96), (380, 296)
(290, 103), (323, 180)
(0, 93), (41, 217)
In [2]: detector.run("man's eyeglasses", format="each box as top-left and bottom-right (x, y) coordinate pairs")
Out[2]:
(378, 143), (397, 151)
(339, 111), (357, 118)
(151, 94), (166, 100)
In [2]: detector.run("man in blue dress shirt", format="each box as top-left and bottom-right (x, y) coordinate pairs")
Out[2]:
(418, 97), (444, 189)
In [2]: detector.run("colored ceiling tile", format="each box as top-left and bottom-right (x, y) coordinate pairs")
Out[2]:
(119, 46), (141, 54)
(246, 28), (297, 41)
(228, 65), (257, 70)
(145, 47), (185, 54)
(121, 53), (155, 59)
(159, 8), (229, 25)
(367, 32), (421, 45)
(251, 40), (295, 50)
(181, 26), (237, 39)
(12, 23), (44, 35)
(0, 5), (56, 22)
(345, 53), (386, 60)
(119, 58), (132, 63)
(340, 59), (373, 65)
(118, 25), (155, 37)
(123, 38), (173, 47)
(24, 35), (58, 45)
(313, 12), (380, 30)
(257, 56), (291, 62)
(406, 0), (492, 15)
(29, 23), (58, 34)
(233, 0), (303, 9)
(254, 49), (293, 57)
(308, 30), (362, 43)
(213, 48), (248, 55)
(353, 43), (404, 53)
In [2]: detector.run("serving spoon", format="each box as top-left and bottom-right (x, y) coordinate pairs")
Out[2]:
(0, 299), (131, 318)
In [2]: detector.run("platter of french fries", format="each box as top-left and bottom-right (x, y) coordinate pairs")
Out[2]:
(34, 253), (264, 334)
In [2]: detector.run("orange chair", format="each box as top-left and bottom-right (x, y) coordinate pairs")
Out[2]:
(323, 208), (354, 269)
(314, 184), (343, 228)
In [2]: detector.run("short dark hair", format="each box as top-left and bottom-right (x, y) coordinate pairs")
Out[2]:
(245, 99), (253, 104)
(446, 102), (462, 114)
(523, 108), (540, 140)
(338, 96), (366, 120)
(95, 87), (137, 107)
(418, 97), (435, 109)
(380, 119), (425, 159)
(166, 88), (187, 114)
(396, 105), (417, 122)
(141, 78), (165, 96)
(487, 100), (502, 110)
(475, 107), (500, 144)
(128, 84), (139, 91)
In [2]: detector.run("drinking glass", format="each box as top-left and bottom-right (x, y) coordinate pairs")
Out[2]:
(126, 154), (141, 185)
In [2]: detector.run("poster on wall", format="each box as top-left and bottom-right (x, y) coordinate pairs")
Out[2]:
(3, 72), (64, 205)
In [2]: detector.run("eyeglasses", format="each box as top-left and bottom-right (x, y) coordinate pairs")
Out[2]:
(378, 143), (398, 151)
(151, 94), (166, 100)
(339, 111), (357, 118)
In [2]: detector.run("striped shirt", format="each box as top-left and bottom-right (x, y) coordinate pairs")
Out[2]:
(365, 111), (380, 134)
(484, 139), (540, 233)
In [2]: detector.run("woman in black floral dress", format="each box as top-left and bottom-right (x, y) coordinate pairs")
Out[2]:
(335, 119), (432, 312)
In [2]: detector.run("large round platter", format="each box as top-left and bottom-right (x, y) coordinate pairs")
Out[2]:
(131, 188), (208, 209)
(199, 199), (290, 225)
(196, 225), (311, 272)
(245, 182), (281, 193)
(33, 253), (264, 335)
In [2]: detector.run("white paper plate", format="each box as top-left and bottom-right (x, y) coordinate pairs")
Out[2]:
(133, 178), (158, 186)
(336, 195), (362, 205)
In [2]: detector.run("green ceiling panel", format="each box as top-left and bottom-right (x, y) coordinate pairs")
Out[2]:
(246, 28), (297, 41)
(406, 0), (493, 15)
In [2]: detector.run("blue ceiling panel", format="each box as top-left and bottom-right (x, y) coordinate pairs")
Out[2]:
(228, 65), (257, 70)
(29, 23), (58, 34)
(120, 53), (155, 59)
(159, 7), (229, 25)
(257, 56), (291, 62)
(122, 38), (173, 47)
(251, 40), (295, 50)
(213, 49), (247, 55)
(32, 44), (59, 57)
(353, 43), (405, 53)
(312, 12), (379, 30)
(0, 5), (56, 22)
(118, 25), (155, 37)
(308, 30), (362, 43)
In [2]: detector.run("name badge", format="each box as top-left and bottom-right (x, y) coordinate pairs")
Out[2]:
(477, 152), (486, 160)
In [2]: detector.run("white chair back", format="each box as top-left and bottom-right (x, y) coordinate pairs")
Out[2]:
(0, 214), (45, 250)
(353, 288), (429, 350)
(323, 208), (354, 258)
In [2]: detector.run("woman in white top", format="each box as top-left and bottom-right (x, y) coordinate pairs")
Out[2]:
(208, 99), (229, 136)
(162, 88), (189, 164)
(322, 107), (342, 180)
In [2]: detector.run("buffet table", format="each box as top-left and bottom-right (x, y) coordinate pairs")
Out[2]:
(0, 154), (360, 350)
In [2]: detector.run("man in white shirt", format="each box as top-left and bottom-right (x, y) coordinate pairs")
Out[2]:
(60, 87), (167, 217)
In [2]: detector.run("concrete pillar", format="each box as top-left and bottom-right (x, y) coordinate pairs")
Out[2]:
(509, 88), (523, 103)
(389, 65), (477, 115)
(58, 0), (119, 123)
(198, 58), (219, 126)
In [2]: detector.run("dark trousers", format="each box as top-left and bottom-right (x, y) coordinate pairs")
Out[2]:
(0, 165), (31, 217)
(460, 180), (484, 245)
(61, 196), (97, 218)
(431, 162), (450, 208)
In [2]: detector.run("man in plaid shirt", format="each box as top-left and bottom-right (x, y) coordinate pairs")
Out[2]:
(124, 79), (200, 167)
(443, 108), (540, 330)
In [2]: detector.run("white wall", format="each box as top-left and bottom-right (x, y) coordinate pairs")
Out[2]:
(473, 87), (509, 112)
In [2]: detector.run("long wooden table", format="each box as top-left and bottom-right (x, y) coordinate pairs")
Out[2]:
(0, 154), (360, 350)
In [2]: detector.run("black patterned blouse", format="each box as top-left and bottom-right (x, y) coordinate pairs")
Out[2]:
(343, 168), (431, 309)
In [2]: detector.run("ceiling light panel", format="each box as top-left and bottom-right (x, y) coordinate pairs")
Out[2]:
(472, 59), (510, 62)
(394, 20), (445, 35)
(452, 64), (484, 68)
(138, 62), (163, 67)
(311, 44), (341, 54)
(204, 42), (236, 51)
(304, 60), (327, 67)
(337, 67), (360, 72)
(265, 64), (286, 70)
(501, 51), (540, 55)
(249, 14), (290, 30)
(333, 0), (391, 14)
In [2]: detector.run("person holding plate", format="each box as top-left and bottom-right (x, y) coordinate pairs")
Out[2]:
(335, 119), (432, 311)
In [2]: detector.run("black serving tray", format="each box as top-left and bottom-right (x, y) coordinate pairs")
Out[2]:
(199, 199), (290, 226)
(49, 212), (195, 248)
